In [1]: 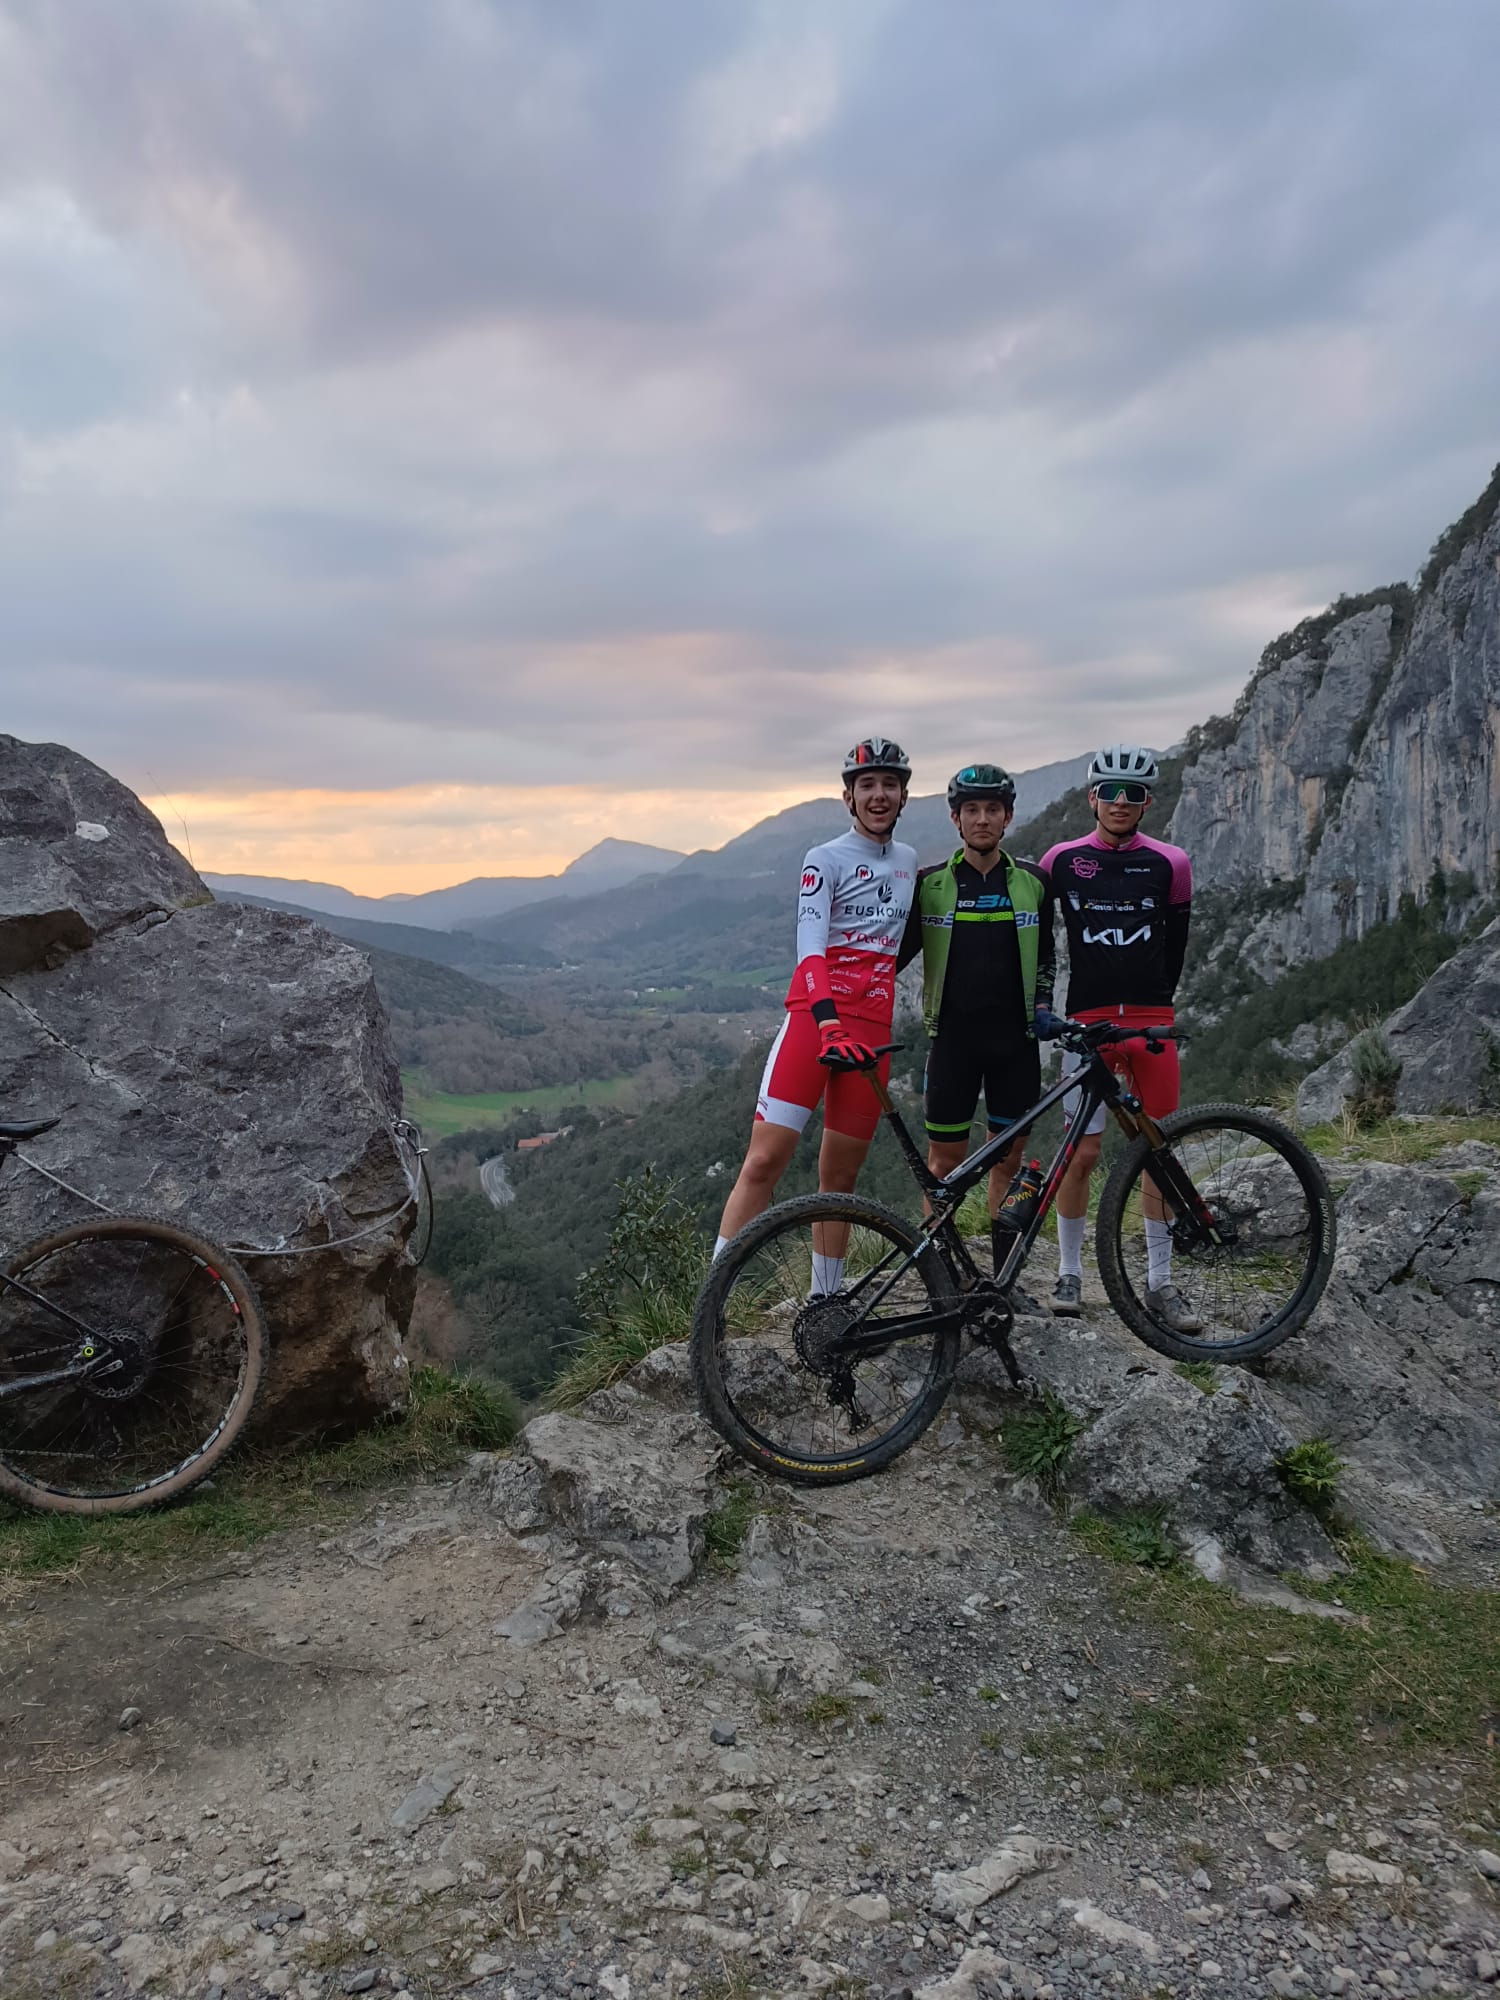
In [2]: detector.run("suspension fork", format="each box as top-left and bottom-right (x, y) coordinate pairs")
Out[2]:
(1120, 1107), (1220, 1236)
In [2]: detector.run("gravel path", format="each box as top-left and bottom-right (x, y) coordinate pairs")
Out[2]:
(1, 1412), (1496, 2000)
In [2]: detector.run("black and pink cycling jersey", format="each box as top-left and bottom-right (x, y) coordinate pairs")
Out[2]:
(786, 826), (917, 1023)
(1038, 830), (1192, 1014)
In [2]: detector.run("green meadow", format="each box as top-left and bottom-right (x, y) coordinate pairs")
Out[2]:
(400, 1072), (638, 1138)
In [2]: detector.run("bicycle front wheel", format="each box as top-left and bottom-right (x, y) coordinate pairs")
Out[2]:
(1096, 1102), (1335, 1363)
(0, 1215), (266, 1515)
(690, 1192), (960, 1485)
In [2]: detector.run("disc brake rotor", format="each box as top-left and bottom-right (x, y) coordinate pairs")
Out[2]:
(85, 1328), (154, 1402)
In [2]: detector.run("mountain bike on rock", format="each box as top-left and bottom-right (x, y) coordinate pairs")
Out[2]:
(690, 1020), (1335, 1486)
(0, 1115), (265, 1516)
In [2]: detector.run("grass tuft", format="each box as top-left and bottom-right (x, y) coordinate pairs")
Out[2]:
(704, 1479), (758, 1569)
(802, 1693), (854, 1726)
(1000, 1392), (1088, 1490)
(1094, 1537), (1500, 1793)
(1300, 1111), (1500, 1165)
(1173, 1360), (1219, 1394)
(1074, 1506), (1179, 1571)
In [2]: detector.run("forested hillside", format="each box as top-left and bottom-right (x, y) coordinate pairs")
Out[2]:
(422, 1049), (935, 1395)
(370, 945), (667, 1095)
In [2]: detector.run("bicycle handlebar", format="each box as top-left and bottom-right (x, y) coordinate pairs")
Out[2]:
(1057, 1020), (1187, 1054)
(818, 1041), (903, 1073)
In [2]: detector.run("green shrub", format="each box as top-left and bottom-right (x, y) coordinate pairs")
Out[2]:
(547, 1167), (708, 1408)
(1000, 1392), (1087, 1490)
(1276, 1437), (1343, 1512)
(1347, 1029), (1402, 1128)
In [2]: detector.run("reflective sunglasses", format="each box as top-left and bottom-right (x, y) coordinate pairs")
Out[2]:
(1093, 780), (1151, 805)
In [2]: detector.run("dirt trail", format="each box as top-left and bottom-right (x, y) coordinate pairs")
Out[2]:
(0, 1417), (1496, 2000)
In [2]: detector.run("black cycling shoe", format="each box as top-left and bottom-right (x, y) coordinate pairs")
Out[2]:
(1051, 1273), (1083, 1317)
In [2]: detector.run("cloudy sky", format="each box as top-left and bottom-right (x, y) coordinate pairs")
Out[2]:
(3, 0), (1498, 891)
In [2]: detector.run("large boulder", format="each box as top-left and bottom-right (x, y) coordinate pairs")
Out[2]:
(1296, 918), (1500, 1123)
(0, 737), (415, 1431)
(0, 734), (206, 974)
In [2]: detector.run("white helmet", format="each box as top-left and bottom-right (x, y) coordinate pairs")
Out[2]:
(1088, 744), (1158, 786)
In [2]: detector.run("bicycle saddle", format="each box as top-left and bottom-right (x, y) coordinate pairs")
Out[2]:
(0, 1116), (60, 1140)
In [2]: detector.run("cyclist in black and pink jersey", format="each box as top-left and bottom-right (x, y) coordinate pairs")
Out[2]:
(714, 738), (917, 1294)
(1039, 743), (1202, 1333)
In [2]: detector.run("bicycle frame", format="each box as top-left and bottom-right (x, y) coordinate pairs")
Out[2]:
(815, 1041), (1171, 1359)
(0, 1139), (113, 1400)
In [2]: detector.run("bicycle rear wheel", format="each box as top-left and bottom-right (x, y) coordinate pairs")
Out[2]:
(690, 1192), (960, 1485)
(1096, 1102), (1334, 1363)
(0, 1215), (265, 1515)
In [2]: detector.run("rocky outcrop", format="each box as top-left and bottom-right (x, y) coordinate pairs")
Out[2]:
(0, 733), (206, 973)
(478, 1375), (723, 1595)
(1170, 468), (1500, 978)
(481, 1132), (1500, 1598)
(1259, 1157), (1500, 1556)
(1297, 917), (1500, 1121)
(956, 1322), (1340, 1576)
(0, 736), (416, 1430)
(1171, 603), (1398, 897)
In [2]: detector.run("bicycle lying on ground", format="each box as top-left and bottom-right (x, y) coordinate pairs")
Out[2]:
(0, 1115), (265, 1516)
(691, 1020), (1335, 1486)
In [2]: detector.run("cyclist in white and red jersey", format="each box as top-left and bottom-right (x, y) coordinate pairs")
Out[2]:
(714, 738), (917, 1291)
(1039, 743), (1201, 1333)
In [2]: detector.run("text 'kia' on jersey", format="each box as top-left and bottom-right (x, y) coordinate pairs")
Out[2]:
(1038, 830), (1192, 1014)
(788, 826), (918, 1024)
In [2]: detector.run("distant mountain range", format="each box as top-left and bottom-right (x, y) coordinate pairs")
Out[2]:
(207, 751), (1102, 988)
(205, 754), (1092, 938)
(205, 836), (683, 930)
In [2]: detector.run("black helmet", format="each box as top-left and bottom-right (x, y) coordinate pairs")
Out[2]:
(842, 736), (911, 783)
(948, 762), (1015, 811)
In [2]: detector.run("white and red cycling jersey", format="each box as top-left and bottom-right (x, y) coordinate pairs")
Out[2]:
(758, 826), (917, 1139)
(785, 826), (917, 1022)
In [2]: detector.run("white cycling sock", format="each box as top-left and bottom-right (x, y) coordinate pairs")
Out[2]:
(713, 1235), (730, 1258)
(1145, 1218), (1172, 1291)
(1056, 1212), (1086, 1280)
(811, 1253), (846, 1296)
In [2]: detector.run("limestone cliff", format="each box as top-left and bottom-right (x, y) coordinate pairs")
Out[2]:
(1169, 466), (1500, 980)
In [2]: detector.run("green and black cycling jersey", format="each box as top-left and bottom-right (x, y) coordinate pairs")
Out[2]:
(897, 849), (1056, 1036)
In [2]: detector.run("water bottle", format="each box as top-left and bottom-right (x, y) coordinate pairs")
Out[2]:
(994, 1159), (1045, 1235)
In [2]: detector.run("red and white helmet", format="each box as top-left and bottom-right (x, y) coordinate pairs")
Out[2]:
(841, 736), (912, 782)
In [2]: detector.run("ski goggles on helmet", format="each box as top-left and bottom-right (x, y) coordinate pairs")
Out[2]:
(1092, 780), (1151, 805)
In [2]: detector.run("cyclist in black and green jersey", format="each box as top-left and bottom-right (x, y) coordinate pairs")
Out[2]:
(898, 764), (1059, 1273)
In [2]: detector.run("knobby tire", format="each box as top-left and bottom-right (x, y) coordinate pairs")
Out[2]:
(0, 1214), (266, 1516)
(1095, 1101), (1335, 1363)
(691, 1191), (959, 1486)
